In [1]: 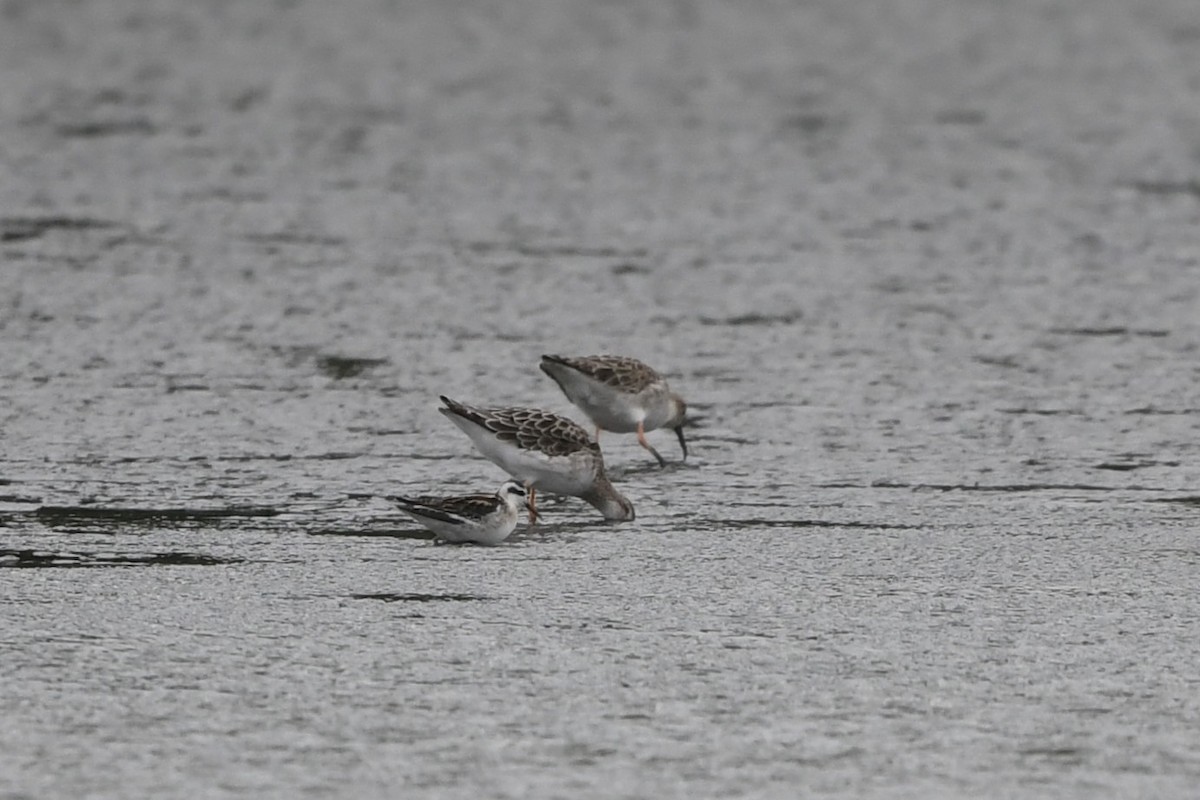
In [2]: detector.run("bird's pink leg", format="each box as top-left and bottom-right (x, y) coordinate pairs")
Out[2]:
(637, 421), (667, 468)
(526, 485), (540, 524)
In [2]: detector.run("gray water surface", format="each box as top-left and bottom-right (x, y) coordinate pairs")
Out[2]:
(3, 1), (1200, 798)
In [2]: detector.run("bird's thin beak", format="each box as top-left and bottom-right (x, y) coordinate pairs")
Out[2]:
(674, 425), (688, 461)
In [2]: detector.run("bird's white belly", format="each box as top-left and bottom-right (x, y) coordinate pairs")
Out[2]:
(404, 506), (515, 545)
(421, 517), (475, 542)
(452, 416), (595, 496)
(568, 382), (645, 432)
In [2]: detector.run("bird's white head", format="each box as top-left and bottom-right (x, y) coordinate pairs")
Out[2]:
(497, 480), (527, 509)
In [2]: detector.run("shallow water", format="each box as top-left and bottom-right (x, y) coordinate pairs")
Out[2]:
(3, 1), (1200, 797)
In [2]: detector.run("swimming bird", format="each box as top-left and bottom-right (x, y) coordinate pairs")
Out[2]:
(539, 354), (688, 467)
(389, 480), (528, 545)
(438, 395), (635, 522)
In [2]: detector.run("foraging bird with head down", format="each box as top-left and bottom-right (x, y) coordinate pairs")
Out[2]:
(438, 396), (635, 522)
(539, 354), (688, 468)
